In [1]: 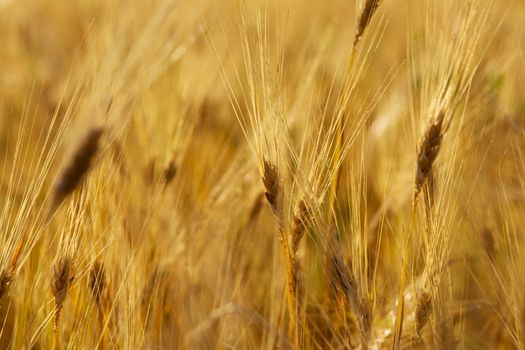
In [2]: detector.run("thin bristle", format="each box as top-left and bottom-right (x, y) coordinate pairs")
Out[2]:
(89, 261), (106, 306)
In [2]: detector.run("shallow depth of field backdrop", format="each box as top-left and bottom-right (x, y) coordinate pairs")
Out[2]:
(0, 0), (525, 349)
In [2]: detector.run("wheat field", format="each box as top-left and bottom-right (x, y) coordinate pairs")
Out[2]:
(0, 0), (524, 349)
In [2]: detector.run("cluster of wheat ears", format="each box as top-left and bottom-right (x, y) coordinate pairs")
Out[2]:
(0, 0), (524, 348)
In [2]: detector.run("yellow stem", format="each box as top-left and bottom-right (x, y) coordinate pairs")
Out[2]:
(393, 207), (417, 349)
(278, 227), (297, 340)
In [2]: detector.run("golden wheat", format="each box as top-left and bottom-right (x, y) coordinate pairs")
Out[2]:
(0, 0), (523, 349)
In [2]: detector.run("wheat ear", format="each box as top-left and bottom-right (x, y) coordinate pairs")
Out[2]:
(52, 127), (104, 211)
